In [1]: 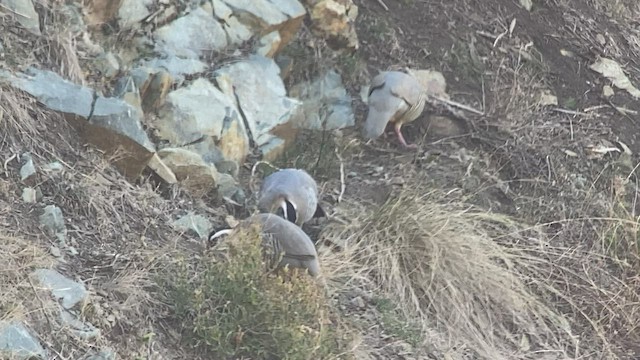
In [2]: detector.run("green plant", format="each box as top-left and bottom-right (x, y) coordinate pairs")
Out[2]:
(160, 227), (350, 360)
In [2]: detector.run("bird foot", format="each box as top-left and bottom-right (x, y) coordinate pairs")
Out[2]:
(395, 126), (419, 150)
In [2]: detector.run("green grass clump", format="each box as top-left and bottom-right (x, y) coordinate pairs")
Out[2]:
(161, 228), (349, 360)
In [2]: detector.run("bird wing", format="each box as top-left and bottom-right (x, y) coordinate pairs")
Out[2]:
(387, 72), (424, 107)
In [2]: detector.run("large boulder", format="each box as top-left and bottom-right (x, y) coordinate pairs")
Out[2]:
(213, 55), (302, 152)
(304, 0), (359, 51)
(154, 78), (250, 166)
(1, 0), (41, 35)
(154, 6), (228, 59)
(2, 68), (155, 179)
(289, 69), (355, 130)
(219, 0), (306, 53)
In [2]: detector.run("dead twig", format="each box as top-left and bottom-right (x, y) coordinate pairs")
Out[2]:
(375, 0), (389, 11)
(430, 96), (485, 116)
(334, 148), (346, 203)
(550, 108), (591, 116)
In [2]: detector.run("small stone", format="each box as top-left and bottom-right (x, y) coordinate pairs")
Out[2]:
(171, 213), (213, 239)
(389, 176), (404, 186)
(603, 85), (614, 97)
(19, 153), (36, 181)
(217, 173), (246, 203)
(43, 161), (64, 172)
(49, 245), (62, 258)
(0, 321), (47, 359)
(67, 246), (79, 256)
(351, 296), (365, 309)
(32, 268), (87, 309)
(21, 188), (37, 203)
(39, 205), (67, 243)
(60, 310), (100, 340)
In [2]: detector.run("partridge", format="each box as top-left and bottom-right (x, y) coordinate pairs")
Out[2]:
(208, 213), (321, 277)
(363, 70), (427, 149)
(258, 168), (325, 226)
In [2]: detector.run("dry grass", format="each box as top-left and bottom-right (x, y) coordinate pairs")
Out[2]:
(0, 82), (197, 358)
(319, 176), (640, 359)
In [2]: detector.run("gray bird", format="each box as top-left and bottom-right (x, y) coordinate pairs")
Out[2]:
(208, 213), (321, 277)
(257, 168), (325, 227)
(363, 70), (427, 149)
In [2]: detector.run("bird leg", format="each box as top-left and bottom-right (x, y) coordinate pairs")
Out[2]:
(394, 123), (418, 149)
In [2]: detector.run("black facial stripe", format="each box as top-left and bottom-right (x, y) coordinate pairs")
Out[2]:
(285, 199), (297, 224)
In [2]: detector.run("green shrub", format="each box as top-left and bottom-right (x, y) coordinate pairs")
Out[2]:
(161, 227), (349, 360)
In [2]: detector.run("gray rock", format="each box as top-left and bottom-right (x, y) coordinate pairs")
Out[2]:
(33, 268), (87, 310)
(172, 213), (213, 239)
(43, 161), (64, 172)
(213, 55), (301, 146)
(91, 96), (155, 152)
(213, 0), (252, 45)
(220, 0), (304, 28)
(181, 141), (226, 167)
(0, 322), (47, 359)
(259, 136), (286, 161)
(217, 173), (246, 203)
(60, 309), (100, 340)
(223, 16), (253, 45)
(289, 70), (355, 130)
(155, 7), (228, 59)
(5, 68), (154, 178)
(215, 159), (239, 177)
(118, 0), (153, 27)
(155, 78), (249, 164)
(156, 78), (235, 144)
(256, 31), (281, 58)
(39, 205), (67, 244)
(19, 152), (36, 181)
(0, 0), (41, 35)
(157, 148), (220, 197)
(21, 187), (37, 203)
(7, 67), (94, 118)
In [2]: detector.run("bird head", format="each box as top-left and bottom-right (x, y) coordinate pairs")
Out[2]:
(207, 228), (234, 248)
(274, 198), (297, 224)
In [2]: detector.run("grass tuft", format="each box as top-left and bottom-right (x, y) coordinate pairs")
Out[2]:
(160, 226), (351, 360)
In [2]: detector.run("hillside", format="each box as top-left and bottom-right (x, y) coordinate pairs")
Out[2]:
(1, 0), (640, 359)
